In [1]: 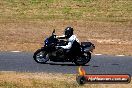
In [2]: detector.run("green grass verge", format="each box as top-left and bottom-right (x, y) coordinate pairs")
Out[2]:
(0, 0), (132, 23)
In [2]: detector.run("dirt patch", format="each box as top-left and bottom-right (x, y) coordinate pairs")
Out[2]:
(0, 20), (132, 55)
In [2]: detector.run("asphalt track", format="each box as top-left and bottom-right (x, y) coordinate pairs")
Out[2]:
(0, 52), (132, 75)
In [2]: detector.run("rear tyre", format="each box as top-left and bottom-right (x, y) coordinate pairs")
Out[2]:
(33, 49), (49, 64)
(74, 52), (91, 66)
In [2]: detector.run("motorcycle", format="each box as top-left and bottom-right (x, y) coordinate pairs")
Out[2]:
(33, 29), (95, 65)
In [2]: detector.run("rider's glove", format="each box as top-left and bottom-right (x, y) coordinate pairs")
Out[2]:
(55, 46), (61, 49)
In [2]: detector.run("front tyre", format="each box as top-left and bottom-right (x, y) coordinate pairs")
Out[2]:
(74, 52), (91, 66)
(33, 49), (49, 64)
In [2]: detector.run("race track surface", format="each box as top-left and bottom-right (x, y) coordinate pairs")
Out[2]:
(0, 52), (132, 75)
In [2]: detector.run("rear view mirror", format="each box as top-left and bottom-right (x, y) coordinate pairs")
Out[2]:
(52, 29), (55, 35)
(53, 29), (55, 33)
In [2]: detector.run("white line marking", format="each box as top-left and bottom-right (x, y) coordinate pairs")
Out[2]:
(95, 54), (102, 55)
(116, 55), (125, 56)
(11, 51), (21, 53)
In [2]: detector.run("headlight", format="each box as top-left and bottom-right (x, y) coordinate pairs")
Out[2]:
(44, 38), (49, 44)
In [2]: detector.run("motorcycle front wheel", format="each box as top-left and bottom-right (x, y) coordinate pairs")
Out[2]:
(33, 49), (49, 64)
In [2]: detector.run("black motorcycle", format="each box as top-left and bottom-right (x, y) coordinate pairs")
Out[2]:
(33, 29), (95, 65)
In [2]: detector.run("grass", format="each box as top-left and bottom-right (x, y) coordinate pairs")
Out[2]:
(0, 71), (132, 88)
(0, 0), (132, 22)
(0, 0), (132, 55)
(0, 1), (132, 88)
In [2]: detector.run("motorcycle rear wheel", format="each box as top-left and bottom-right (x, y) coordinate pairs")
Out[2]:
(74, 52), (91, 66)
(33, 49), (49, 64)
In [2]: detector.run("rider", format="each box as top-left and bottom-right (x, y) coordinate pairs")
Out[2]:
(56, 27), (80, 54)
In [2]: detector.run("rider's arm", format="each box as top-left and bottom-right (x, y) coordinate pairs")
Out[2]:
(56, 35), (65, 39)
(59, 41), (72, 49)
(58, 35), (74, 49)
(57, 35), (79, 49)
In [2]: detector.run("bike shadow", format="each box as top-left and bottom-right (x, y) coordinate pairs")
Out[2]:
(45, 62), (90, 66)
